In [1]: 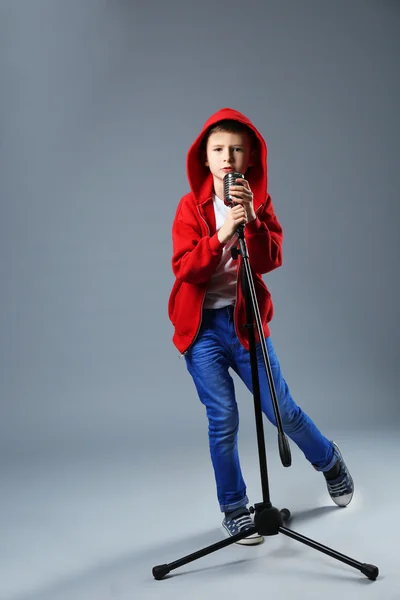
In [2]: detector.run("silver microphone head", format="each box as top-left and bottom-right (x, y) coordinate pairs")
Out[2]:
(223, 171), (244, 207)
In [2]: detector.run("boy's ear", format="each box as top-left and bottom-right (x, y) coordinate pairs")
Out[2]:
(201, 150), (209, 167)
(248, 148), (258, 167)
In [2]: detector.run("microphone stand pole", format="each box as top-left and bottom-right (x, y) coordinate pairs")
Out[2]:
(152, 221), (379, 582)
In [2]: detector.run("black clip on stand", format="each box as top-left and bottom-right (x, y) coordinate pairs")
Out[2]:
(152, 216), (379, 582)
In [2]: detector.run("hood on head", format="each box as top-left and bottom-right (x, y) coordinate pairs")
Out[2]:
(186, 107), (268, 207)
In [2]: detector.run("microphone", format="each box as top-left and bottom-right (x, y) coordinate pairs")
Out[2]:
(223, 171), (244, 207)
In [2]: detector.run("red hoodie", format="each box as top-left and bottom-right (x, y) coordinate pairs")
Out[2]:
(168, 107), (283, 355)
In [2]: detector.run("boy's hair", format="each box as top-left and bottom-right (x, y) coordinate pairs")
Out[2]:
(199, 119), (257, 155)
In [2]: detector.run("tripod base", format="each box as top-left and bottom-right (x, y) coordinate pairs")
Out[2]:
(152, 504), (378, 581)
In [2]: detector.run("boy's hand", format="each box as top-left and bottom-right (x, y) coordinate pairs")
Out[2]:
(218, 204), (248, 244)
(228, 178), (256, 223)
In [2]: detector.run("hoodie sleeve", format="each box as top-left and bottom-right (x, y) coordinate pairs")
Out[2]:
(172, 209), (225, 284)
(244, 194), (283, 274)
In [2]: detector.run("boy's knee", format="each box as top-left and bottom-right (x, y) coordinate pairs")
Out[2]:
(208, 410), (239, 439)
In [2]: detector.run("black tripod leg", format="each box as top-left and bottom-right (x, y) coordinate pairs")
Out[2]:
(279, 526), (379, 580)
(152, 526), (258, 580)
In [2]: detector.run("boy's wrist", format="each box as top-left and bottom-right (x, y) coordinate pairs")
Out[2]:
(217, 230), (228, 244)
(211, 231), (226, 252)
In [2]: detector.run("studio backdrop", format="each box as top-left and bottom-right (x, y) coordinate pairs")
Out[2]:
(0, 0), (399, 463)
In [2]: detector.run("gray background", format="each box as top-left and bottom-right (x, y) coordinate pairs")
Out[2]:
(1, 1), (400, 598)
(1, 0), (398, 461)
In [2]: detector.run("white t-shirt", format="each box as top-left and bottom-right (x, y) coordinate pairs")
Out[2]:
(203, 194), (239, 309)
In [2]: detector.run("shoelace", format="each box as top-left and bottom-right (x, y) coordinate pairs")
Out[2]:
(327, 478), (350, 494)
(231, 515), (253, 530)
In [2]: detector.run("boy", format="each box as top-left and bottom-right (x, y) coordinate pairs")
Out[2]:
(168, 108), (354, 545)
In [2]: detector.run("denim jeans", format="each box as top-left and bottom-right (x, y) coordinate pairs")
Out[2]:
(184, 305), (336, 513)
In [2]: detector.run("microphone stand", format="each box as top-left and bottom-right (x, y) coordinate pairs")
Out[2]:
(152, 219), (379, 582)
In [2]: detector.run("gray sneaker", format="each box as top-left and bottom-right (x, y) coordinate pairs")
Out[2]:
(324, 442), (354, 507)
(222, 508), (264, 545)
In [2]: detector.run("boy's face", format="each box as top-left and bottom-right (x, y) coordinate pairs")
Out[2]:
(204, 130), (254, 184)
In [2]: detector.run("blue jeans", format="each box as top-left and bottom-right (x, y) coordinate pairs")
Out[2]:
(185, 305), (336, 513)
